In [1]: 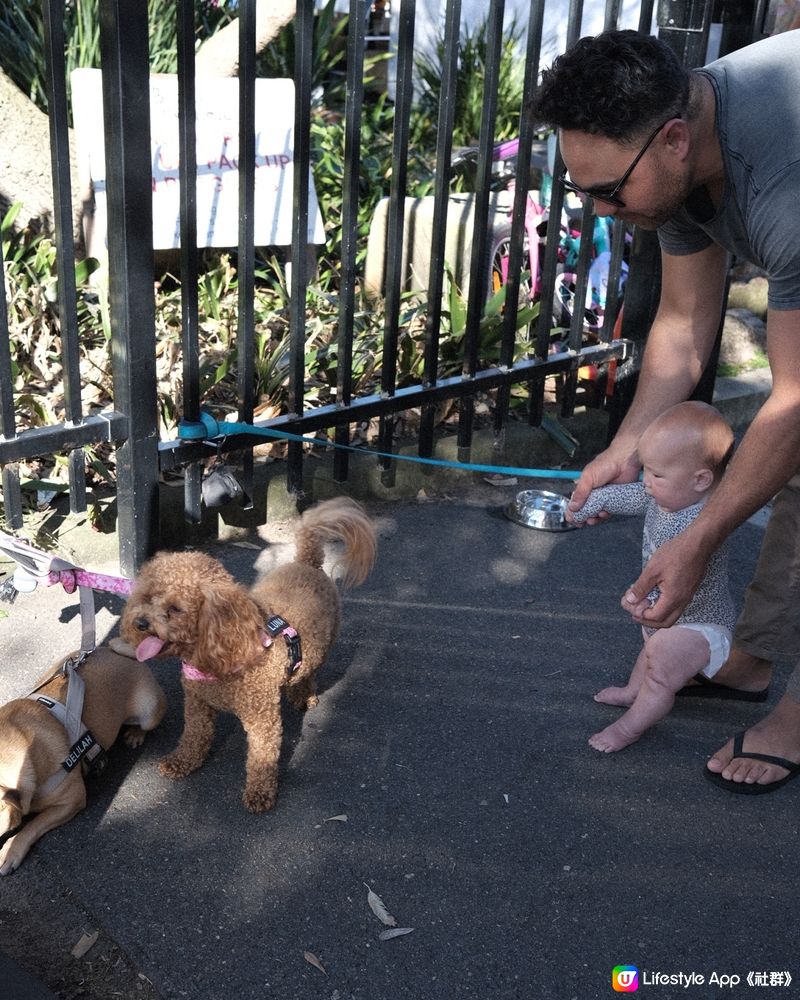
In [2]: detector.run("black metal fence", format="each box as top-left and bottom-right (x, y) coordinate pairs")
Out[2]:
(0, 0), (769, 574)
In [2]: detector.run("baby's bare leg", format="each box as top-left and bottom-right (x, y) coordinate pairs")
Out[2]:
(594, 643), (648, 706)
(590, 627), (711, 753)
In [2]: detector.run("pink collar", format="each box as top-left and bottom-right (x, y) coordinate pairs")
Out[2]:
(181, 662), (217, 682)
(181, 630), (273, 683)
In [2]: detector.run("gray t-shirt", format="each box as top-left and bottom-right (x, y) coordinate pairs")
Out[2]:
(572, 482), (736, 633)
(658, 30), (800, 310)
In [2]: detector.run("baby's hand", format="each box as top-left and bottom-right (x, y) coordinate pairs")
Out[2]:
(567, 490), (605, 526)
(567, 445), (640, 525)
(567, 501), (590, 526)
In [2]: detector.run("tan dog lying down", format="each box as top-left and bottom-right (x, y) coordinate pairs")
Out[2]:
(119, 496), (377, 812)
(0, 647), (166, 875)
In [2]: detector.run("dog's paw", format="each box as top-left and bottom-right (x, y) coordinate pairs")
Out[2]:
(0, 839), (23, 876)
(123, 725), (146, 749)
(158, 753), (199, 779)
(109, 636), (137, 658)
(243, 786), (276, 813)
(288, 692), (319, 711)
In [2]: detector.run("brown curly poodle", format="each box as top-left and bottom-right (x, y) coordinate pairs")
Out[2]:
(119, 497), (376, 812)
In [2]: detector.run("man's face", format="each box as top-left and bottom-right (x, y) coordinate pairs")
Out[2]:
(558, 126), (692, 230)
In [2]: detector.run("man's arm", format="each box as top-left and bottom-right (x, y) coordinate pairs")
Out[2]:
(567, 242), (729, 523)
(625, 305), (800, 626)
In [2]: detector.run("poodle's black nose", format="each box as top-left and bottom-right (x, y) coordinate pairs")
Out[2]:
(135, 616), (150, 631)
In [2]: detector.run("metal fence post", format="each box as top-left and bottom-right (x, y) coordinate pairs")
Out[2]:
(99, 0), (160, 575)
(657, 0), (714, 65)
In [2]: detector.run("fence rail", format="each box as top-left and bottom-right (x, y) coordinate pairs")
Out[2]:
(0, 0), (767, 574)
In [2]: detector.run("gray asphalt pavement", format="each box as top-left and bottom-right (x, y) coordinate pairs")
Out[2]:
(0, 480), (796, 1000)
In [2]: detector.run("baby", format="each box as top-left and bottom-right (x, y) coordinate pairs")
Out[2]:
(571, 401), (736, 753)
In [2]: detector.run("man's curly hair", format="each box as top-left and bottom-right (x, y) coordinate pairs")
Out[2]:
(530, 30), (691, 144)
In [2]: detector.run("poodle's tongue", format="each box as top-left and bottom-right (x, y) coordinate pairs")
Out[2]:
(136, 635), (166, 661)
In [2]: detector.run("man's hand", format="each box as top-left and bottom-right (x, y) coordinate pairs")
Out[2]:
(566, 447), (640, 525)
(621, 532), (707, 628)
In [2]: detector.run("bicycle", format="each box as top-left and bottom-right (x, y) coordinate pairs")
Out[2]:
(452, 138), (559, 326)
(452, 136), (629, 404)
(453, 137), (627, 341)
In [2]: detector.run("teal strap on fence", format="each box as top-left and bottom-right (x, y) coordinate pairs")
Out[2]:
(178, 410), (582, 481)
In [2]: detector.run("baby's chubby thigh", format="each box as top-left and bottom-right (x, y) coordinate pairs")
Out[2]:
(642, 624), (718, 691)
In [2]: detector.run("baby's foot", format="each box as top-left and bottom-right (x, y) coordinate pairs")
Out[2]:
(588, 718), (642, 753)
(594, 685), (637, 707)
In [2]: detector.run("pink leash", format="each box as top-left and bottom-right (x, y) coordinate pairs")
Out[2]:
(48, 568), (134, 598)
(0, 529), (132, 654)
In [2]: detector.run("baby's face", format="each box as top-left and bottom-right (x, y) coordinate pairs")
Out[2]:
(638, 436), (707, 513)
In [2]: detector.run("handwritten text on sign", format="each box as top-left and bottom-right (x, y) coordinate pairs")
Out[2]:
(71, 70), (325, 253)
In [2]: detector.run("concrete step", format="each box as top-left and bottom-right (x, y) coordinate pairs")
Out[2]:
(712, 367), (771, 432)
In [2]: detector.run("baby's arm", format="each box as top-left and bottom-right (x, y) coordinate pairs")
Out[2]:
(570, 482), (648, 525)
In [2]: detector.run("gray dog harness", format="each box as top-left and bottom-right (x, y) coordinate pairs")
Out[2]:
(28, 654), (104, 796)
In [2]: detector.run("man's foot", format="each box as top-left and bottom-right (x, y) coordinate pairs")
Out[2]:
(683, 647), (771, 694)
(594, 685), (637, 707)
(588, 718), (642, 753)
(706, 694), (800, 791)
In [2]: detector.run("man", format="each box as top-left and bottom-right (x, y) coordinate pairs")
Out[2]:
(530, 28), (800, 793)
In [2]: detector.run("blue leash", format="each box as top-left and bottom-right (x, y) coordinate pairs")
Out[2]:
(178, 410), (582, 481)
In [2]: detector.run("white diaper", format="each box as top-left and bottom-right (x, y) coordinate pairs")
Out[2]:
(678, 623), (733, 679)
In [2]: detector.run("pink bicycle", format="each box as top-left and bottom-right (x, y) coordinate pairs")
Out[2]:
(454, 137), (627, 339)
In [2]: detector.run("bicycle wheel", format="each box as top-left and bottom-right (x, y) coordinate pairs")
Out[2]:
(487, 223), (532, 316)
(552, 268), (601, 333)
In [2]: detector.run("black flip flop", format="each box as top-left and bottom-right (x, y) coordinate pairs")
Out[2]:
(677, 673), (769, 702)
(704, 731), (800, 794)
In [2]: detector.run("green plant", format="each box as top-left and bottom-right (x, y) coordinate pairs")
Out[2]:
(2, 0), (556, 477)
(0, 0), (237, 117)
(311, 89), (435, 293)
(413, 14), (526, 150)
(0, 1), (47, 106)
(256, 0), (389, 109)
(434, 264), (539, 374)
(258, 0), (349, 110)
(717, 349), (770, 378)
(2, 203), (102, 428)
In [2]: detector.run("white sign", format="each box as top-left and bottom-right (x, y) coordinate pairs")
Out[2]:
(71, 70), (325, 255)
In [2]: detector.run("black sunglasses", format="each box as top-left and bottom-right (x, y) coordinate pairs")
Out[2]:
(560, 119), (672, 208)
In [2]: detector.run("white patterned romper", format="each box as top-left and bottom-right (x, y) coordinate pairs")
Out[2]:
(573, 482), (735, 676)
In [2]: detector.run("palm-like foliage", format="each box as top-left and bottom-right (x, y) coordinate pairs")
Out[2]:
(0, 0), (236, 117)
(413, 14), (526, 149)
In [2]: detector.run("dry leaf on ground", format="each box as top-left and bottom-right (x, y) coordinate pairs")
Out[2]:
(71, 930), (99, 958)
(364, 883), (397, 926)
(379, 927), (414, 941)
(303, 951), (327, 975)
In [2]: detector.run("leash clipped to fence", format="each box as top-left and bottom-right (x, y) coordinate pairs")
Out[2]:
(178, 410), (583, 483)
(0, 530), (133, 655)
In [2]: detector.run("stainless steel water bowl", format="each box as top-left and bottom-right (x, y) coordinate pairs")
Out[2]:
(504, 489), (575, 531)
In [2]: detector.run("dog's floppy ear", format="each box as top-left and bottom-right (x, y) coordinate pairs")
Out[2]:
(1, 788), (22, 810)
(192, 582), (264, 676)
